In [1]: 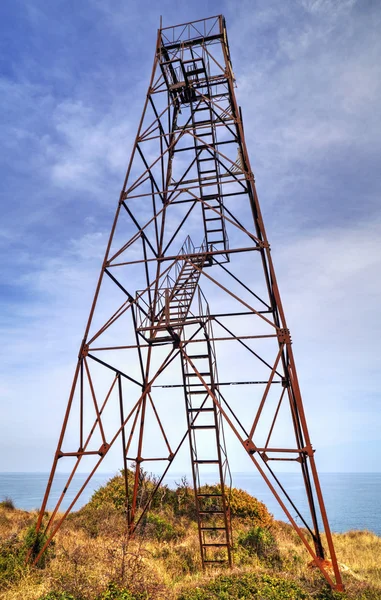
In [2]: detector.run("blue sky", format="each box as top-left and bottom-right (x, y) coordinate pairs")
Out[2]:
(1, 0), (380, 474)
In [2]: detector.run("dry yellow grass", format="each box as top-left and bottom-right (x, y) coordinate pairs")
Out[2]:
(0, 503), (380, 599)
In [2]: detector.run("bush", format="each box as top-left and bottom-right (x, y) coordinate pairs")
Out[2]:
(23, 522), (54, 567)
(88, 469), (177, 516)
(143, 513), (180, 542)
(0, 497), (15, 510)
(229, 488), (273, 525)
(85, 472), (273, 529)
(97, 582), (137, 599)
(39, 593), (78, 600)
(237, 526), (281, 566)
(0, 537), (25, 591)
(178, 573), (307, 599)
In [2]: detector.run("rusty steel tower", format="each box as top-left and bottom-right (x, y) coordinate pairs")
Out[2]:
(33, 16), (343, 591)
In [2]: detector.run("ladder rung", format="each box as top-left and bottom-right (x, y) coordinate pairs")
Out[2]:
(203, 560), (228, 563)
(206, 228), (224, 233)
(188, 391), (209, 395)
(194, 460), (219, 465)
(199, 510), (225, 515)
(186, 372), (211, 377)
(202, 543), (229, 547)
(188, 407), (214, 412)
(190, 425), (216, 430)
(188, 354), (209, 359)
(200, 526), (226, 531)
(204, 217), (221, 221)
(197, 493), (223, 497)
(204, 559), (228, 564)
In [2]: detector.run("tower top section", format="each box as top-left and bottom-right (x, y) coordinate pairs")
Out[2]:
(158, 15), (234, 106)
(160, 15), (226, 49)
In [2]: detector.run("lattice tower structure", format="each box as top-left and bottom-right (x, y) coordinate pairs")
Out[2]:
(32, 15), (343, 591)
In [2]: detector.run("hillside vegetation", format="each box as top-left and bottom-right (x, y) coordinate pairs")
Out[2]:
(0, 471), (380, 600)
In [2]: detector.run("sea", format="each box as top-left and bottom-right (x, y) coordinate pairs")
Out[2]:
(0, 472), (380, 536)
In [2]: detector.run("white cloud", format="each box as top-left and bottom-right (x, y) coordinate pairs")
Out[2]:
(1, 0), (380, 479)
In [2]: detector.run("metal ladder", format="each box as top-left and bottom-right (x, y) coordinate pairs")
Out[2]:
(181, 323), (232, 566)
(189, 71), (229, 263)
(139, 238), (232, 565)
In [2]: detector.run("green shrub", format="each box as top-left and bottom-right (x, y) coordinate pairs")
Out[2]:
(85, 471), (273, 529)
(237, 526), (281, 566)
(88, 469), (177, 516)
(0, 496), (15, 510)
(229, 488), (273, 525)
(0, 538), (25, 591)
(23, 522), (54, 567)
(97, 582), (137, 599)
(144, 513), (180, 542)
(38, 593), (78, 600)
(315, 586), (346, 600)
(178, 572), (307, 599)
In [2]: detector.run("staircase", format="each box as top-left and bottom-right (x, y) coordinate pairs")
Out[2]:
(136, 237), (232, 565)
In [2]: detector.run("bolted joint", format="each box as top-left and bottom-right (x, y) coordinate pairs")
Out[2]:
(243, 438), (256, 455)
(277, 328), (292, 344)
(257, 240), (270, 250)
(282, 377), (290, 388)
(79, 339), (88, 358)
(98, 443), (110, 457)
(119, 191), (127, 204)
(304, 445), (315, 458)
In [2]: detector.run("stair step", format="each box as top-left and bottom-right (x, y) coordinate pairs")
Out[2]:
(202, 194), (220, 200)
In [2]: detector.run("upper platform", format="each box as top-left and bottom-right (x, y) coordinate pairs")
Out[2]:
(160, 15), (224, 51)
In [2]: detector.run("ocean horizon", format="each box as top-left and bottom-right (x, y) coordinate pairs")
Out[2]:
(1, 471), (380, 536)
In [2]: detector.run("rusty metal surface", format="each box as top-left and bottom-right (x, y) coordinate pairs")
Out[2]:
(31, 15), (343, 591)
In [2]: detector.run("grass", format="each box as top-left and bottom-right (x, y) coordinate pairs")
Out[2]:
(0, 477), (380, 600)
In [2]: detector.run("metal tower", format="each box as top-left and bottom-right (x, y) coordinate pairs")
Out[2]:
(33, 16), (343, 591)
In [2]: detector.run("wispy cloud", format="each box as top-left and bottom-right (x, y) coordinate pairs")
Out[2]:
(0, 0), (380, 475)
